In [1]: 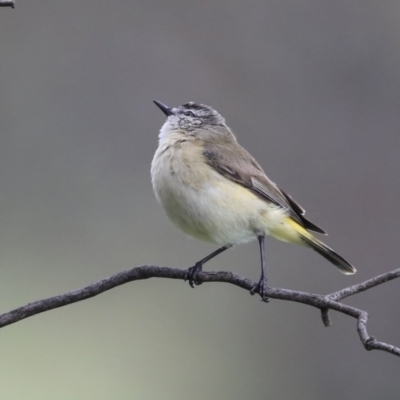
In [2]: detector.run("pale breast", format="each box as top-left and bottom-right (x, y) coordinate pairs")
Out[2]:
(151, 140), (286, 245)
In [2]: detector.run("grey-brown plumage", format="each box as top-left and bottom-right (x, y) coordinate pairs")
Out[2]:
(204, 142), (327, 234)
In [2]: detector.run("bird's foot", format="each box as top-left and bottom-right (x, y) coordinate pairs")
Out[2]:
(185, 262), (203, 288)
(250, 276), (270, 302)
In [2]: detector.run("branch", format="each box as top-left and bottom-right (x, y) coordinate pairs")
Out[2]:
(0, 0), (15, 8)
(1, 266), (399, 357)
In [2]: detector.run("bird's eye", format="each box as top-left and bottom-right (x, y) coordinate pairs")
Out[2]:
(183, 111), (195, 117)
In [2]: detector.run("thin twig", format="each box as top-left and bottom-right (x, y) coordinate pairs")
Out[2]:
(328, 268), (400, 301)
(0, 266), (399, 357)
(0, 0), (15, 8)
(319, 268), (400, 329)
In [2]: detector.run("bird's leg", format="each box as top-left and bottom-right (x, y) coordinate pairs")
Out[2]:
(185, 245), (232, 288)
(250, 235), (269, 302)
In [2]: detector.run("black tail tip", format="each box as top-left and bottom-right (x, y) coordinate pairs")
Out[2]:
(302, 237), (356, 275)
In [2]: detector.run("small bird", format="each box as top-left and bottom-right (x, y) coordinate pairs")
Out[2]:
(151, 100), (356, 300)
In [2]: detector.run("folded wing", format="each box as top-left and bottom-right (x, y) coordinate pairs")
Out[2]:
(204, 142), (326, 235)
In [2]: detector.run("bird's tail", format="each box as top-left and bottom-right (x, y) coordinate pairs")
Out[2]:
(284, 218), (356, 275)
(301, 235), (356, 275)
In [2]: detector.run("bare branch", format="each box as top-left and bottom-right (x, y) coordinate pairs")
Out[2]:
(320, 308), (332, 327)
(0, 0), (15, 8)
(328, 268), (400, 301)
(0, 266), (399, 357)
(319, 268), (400, 329)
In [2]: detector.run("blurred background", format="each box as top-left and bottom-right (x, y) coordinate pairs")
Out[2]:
(0, 1), (399, 398)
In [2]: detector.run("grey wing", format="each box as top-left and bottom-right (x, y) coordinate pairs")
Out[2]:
(203, 143), (326, 234)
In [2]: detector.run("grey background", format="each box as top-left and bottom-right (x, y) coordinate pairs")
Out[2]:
(0, 1), (399, 398)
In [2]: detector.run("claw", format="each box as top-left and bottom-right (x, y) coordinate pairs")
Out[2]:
(250, 276), (270, 302)
(185, 262), (203, 288)
(184, 246), (231, 289)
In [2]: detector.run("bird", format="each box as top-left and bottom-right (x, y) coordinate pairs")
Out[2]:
(151, 100), (356, 300)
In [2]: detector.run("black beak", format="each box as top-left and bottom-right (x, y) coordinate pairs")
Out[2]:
(153, 100), (173, 117)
